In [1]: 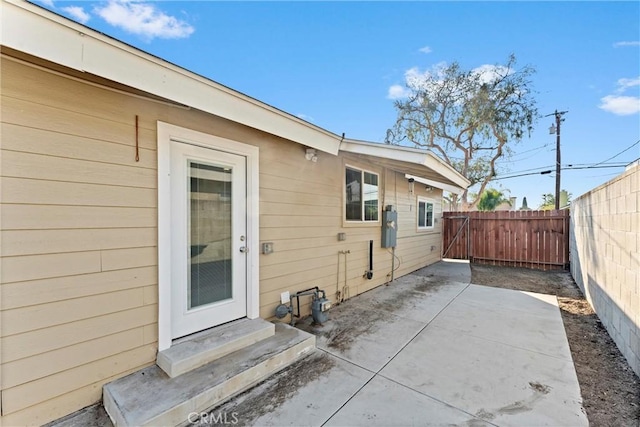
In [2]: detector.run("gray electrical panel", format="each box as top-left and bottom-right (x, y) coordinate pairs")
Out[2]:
(381, 208), (397, 248)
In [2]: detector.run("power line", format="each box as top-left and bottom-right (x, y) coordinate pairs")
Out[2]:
(509, 146), (554, 163)
(497, 161), (628, 178)
(564, 165), (629, 171)
(592, 139), (640, 167)
(510, 142), (554, 157)
(492, 164), (628, 181)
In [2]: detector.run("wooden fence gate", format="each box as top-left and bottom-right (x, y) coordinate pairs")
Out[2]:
(442, 210), (570, 270)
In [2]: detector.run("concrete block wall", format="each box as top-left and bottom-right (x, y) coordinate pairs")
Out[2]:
(570, 164), (639, 377)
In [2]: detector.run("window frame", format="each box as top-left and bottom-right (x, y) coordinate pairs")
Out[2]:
(344, 165), (380, 224)
(417, 197), (435, 230)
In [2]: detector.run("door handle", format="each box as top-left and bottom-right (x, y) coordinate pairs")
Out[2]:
(239, 246), (248, 253)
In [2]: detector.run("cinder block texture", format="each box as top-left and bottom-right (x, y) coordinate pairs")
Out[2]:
(570, 165), (639, 377)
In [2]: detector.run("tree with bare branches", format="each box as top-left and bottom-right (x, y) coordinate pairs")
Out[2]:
(387, 54), (538, 210)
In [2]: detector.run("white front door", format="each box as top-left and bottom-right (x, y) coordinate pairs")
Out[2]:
(170, 141), (247, 339)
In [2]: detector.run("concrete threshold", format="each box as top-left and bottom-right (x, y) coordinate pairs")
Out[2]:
(157, 318), (275, 378)
(103, 323), (315, 427)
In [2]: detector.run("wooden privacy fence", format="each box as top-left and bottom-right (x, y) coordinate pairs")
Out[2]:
(442, 210), (570, 270)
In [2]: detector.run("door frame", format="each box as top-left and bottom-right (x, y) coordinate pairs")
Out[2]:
(157, 121), (260, 351)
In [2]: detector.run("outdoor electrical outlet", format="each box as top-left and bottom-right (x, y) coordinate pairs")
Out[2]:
(280, 291), (290, 304)
(262, 242), (274, 254)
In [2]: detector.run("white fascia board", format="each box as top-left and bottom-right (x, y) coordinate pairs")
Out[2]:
(340, 139), (470, 189)
(404, 174), (465, 195)
(1, 0), (341, 155)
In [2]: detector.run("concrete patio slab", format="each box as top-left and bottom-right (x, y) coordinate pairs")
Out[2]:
(458, 283), (560, 315)
(227, 261), (586, 426)
(210, 351), (374, 427)
(325, 375), (491, 427)
(345, 275), (468, 325)
(381, 286), (587, 426)
(298, 301), (427, 372)
(50, 260), (588, 427)
(429, 285), (573, 360)
(417, 258), (472, 283)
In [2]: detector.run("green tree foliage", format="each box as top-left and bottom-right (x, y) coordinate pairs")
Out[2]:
(539, 190), (572, 210)
(387, 54), (538, 209)
(476, 188), (511, 211)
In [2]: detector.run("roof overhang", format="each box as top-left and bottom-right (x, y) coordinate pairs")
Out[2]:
(404, 175), (465, 195)
(0, 0), (342, 155)
(340, 139), (470, 194)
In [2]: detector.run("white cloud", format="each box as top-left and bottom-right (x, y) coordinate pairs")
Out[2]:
(387, 84), (412, 100)
(389, 61), (514, 102)
(599, 95), (640, 115)
(616, 77), (640, 93)
(403, 63), (447, 89)
(613, 41), (640, 48)
(418, 46), (432, 54)
(472, 64), (511, 85)
(599, 75), (640, 115)
(62, 6), (90, 24)
(94, 0), (194, 40)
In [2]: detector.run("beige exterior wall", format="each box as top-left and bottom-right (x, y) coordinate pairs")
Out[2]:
(570, 165), (640, 377)
(0, 55), (442, 425)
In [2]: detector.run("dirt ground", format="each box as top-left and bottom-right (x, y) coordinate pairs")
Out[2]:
(471, 264), (640, 427)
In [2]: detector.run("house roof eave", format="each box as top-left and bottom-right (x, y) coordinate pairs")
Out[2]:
(1, 0), (342, 155)
(340, 139), (471, 191)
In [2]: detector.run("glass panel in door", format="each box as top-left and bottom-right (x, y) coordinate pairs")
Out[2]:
(188, 161), (233, 309)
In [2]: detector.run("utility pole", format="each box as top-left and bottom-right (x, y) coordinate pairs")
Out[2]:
(546, 110), (568, 210)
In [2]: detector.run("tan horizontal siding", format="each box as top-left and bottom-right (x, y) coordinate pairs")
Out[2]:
(1, 328), (143, 389)
(1, 251), (102, 283)
(1, 266), (157, 310)
(260, 187), (340, 208)
(101, 246), (156, 271)
(260, 254), (337, 281)
(261, 201), (341, 217)
(1, 228), (156, 257)
(1, 304), (157, 363)
(1, 177), (157, 208)
(1, 95), (157, 150)
(2, 150), (157, 188)
(260, 243), (359, 267)
(258, 235), (342, 253)
(0, 360), (153, 426)
(1, 205), (156, 230)
(1, 288), (145, 336)
(261, 226), (346, 241)
(0, 378), (102, 427)
(260, 215), (340, 229)
(1, 122), (156, 168)
(2, 58), (160, 131)
(2, 344), (156, 415)
(260, 172), (338, 197)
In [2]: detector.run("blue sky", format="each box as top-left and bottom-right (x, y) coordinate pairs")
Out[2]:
(37, 1), (640, 208)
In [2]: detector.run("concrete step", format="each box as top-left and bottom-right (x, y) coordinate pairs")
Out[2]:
(103, 323), (315, 427)
(157, 318), (275, 378)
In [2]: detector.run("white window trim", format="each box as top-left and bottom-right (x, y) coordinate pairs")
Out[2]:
(157, 121), (260, 351)
(344, 164), (381, 224)
(417, 197), (435, 230)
